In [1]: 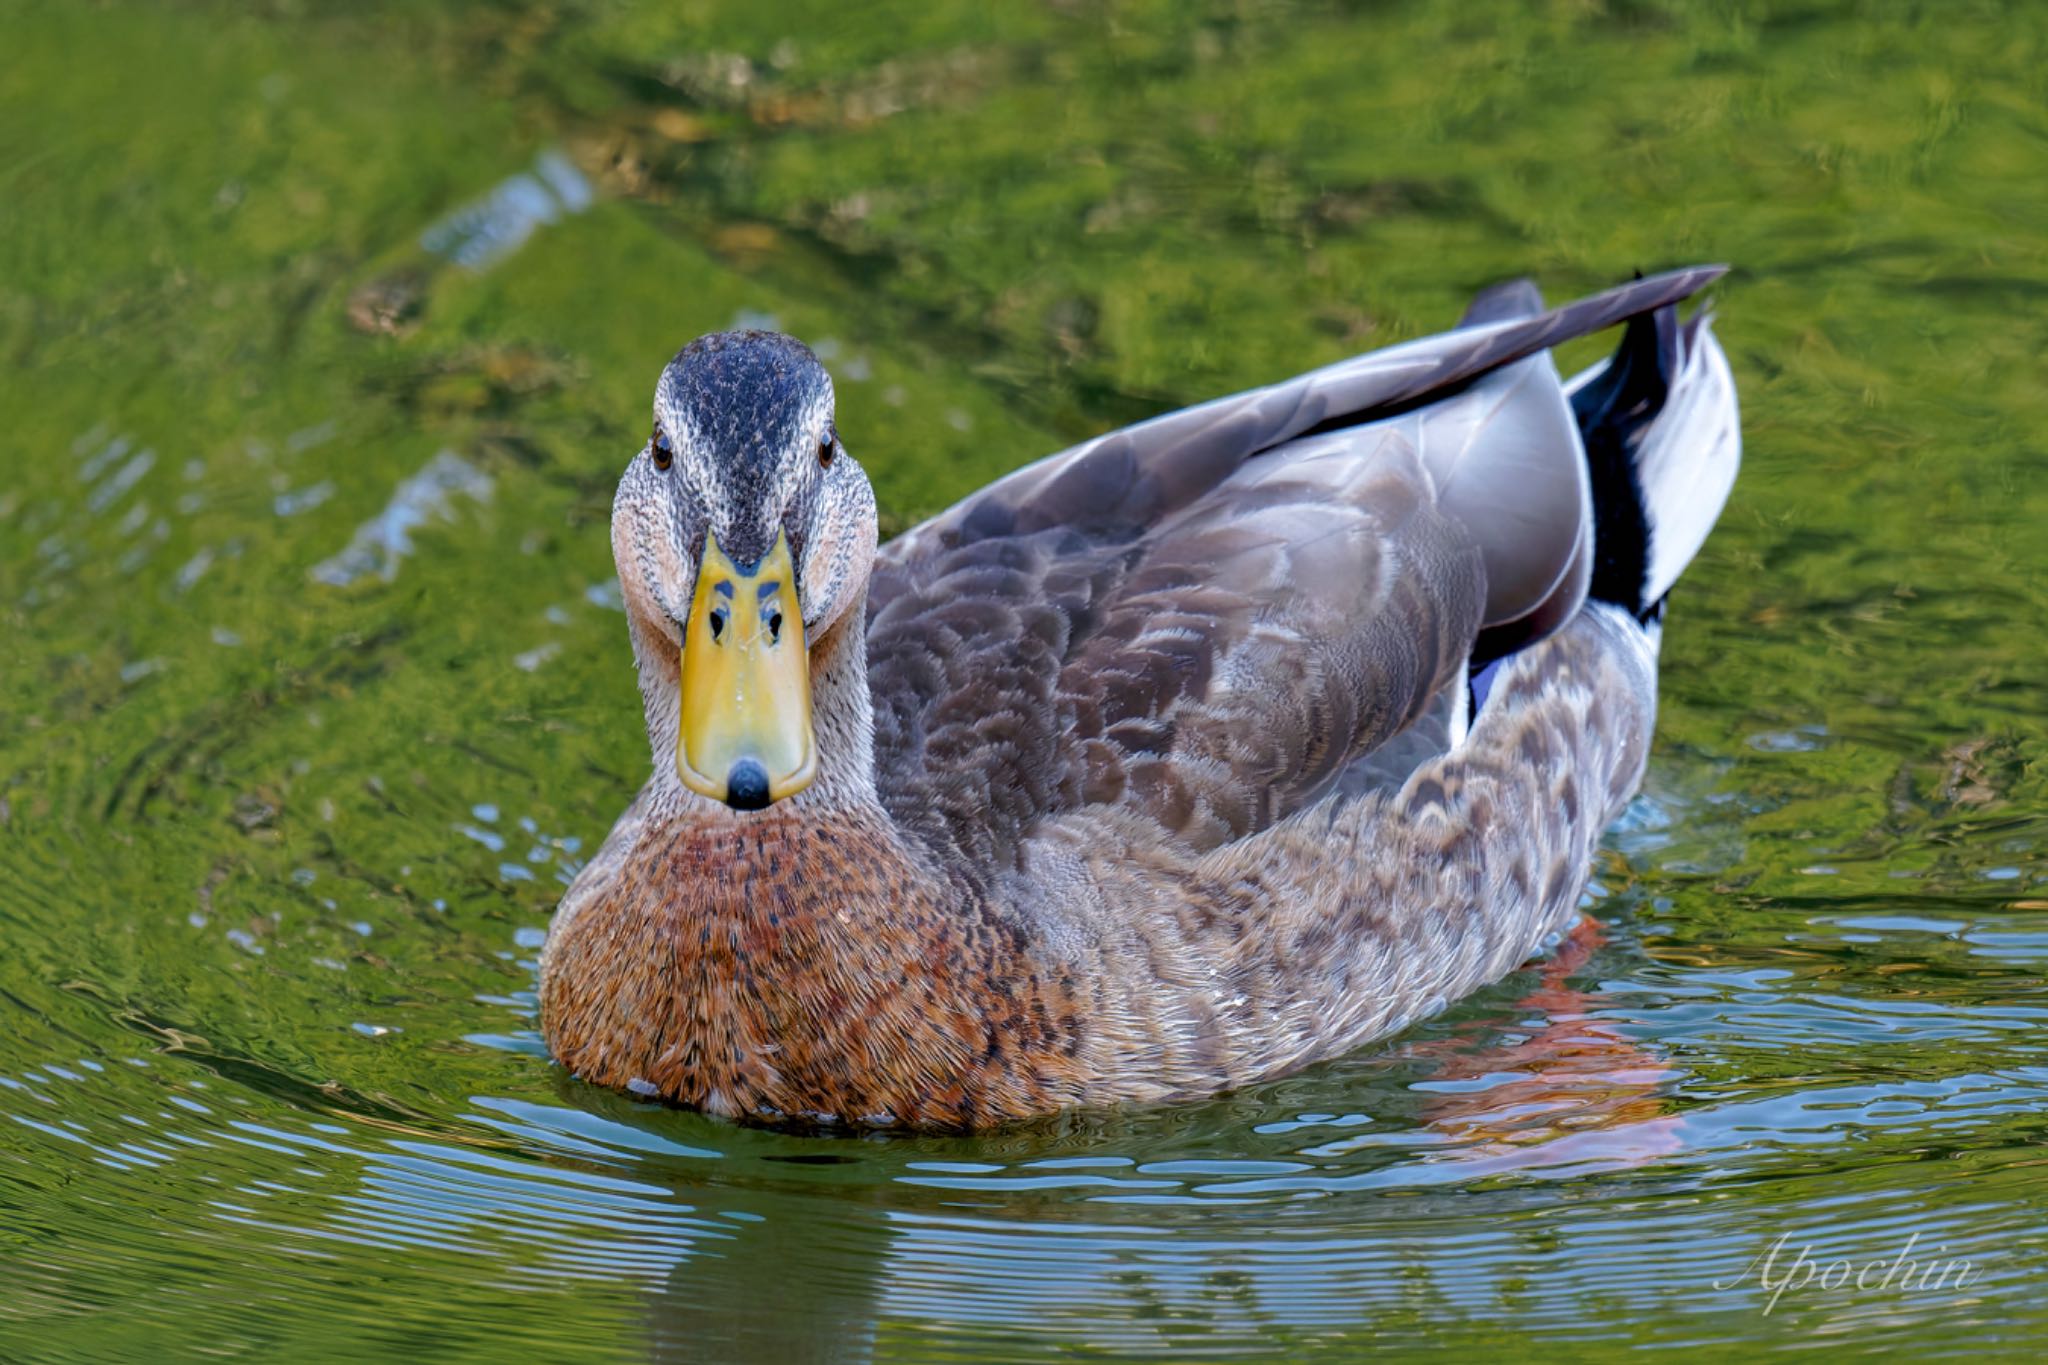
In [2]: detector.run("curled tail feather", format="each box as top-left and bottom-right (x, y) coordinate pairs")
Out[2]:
(1568, 304), (1742, 619)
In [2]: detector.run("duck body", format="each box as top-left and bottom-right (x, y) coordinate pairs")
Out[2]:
(540, 270), (1741, 1131)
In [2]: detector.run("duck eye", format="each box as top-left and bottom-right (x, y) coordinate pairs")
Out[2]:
(652, 428), (673, 471)
(818, 431), (835, 468)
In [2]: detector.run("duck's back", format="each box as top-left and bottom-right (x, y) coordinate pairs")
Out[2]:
(863, 268), (1730, 873)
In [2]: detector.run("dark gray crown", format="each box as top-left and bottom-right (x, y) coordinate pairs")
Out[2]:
(655, 330), (832, 565)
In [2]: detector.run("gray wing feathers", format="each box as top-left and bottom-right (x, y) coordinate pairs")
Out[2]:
(866, 268), (1726, 865)
(1405, 350), (1590, 628)
(1457, 278), (1547, 329)
(1057, 431), (1483, 850)
(869, 431), (1484, 863)
(1282, 265), (1725, 440)
(880, 265), (1725, 576)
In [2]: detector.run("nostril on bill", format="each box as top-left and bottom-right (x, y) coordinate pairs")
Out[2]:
(725, 758), (771, 811)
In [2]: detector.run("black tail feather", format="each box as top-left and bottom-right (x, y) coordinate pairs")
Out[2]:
(1572, 304), (1678, 621)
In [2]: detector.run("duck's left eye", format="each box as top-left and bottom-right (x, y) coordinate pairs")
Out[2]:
(652, 428), (673, 471)
(818, 431), (835, 468)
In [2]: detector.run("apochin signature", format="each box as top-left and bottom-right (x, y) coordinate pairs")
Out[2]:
(1717, 1232), (1982, 1315)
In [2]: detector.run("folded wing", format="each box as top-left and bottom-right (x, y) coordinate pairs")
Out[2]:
(867, 268), (1725, 867)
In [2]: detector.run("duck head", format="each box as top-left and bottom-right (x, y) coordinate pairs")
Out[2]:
(612, 331), (878, 812)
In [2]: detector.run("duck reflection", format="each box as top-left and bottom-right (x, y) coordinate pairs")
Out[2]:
(1398, 914), (1687, 1172)
(640, 1181), (884, 1365)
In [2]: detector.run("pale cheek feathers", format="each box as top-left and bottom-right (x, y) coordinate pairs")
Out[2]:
(800, 468), (877, 633)
(612, 470), (690, 646)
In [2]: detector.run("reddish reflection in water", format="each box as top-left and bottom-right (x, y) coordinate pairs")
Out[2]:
(1407, 916), (1687, 1173)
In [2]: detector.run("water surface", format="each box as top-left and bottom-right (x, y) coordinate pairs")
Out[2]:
(3, 1), (2045, 1358)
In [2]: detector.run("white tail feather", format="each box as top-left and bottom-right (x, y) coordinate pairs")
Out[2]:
(1636, 317), (1741, 602)
(1565, 314), (1742, 605)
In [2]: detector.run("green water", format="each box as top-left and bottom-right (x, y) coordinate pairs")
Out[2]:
(3, 0), (2045, 1358)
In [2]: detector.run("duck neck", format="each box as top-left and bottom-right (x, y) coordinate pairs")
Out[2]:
(632, 586), (879, 817)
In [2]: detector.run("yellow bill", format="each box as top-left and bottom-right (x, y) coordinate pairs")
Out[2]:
(676, 528), (815, 810)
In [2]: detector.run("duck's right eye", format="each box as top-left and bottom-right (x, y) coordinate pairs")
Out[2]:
(652, 428), (673, 470)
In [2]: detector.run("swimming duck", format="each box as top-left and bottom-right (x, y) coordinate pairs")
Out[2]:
(539, 267), (1740, 1131)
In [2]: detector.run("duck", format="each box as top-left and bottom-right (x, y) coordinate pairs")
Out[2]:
(537, 266), (1740, 1132)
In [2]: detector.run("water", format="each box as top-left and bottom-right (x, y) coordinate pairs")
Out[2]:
(3, 0), (2045, 1357)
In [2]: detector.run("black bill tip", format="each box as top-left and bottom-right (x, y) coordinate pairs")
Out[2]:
(725, 759), (772, 811)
